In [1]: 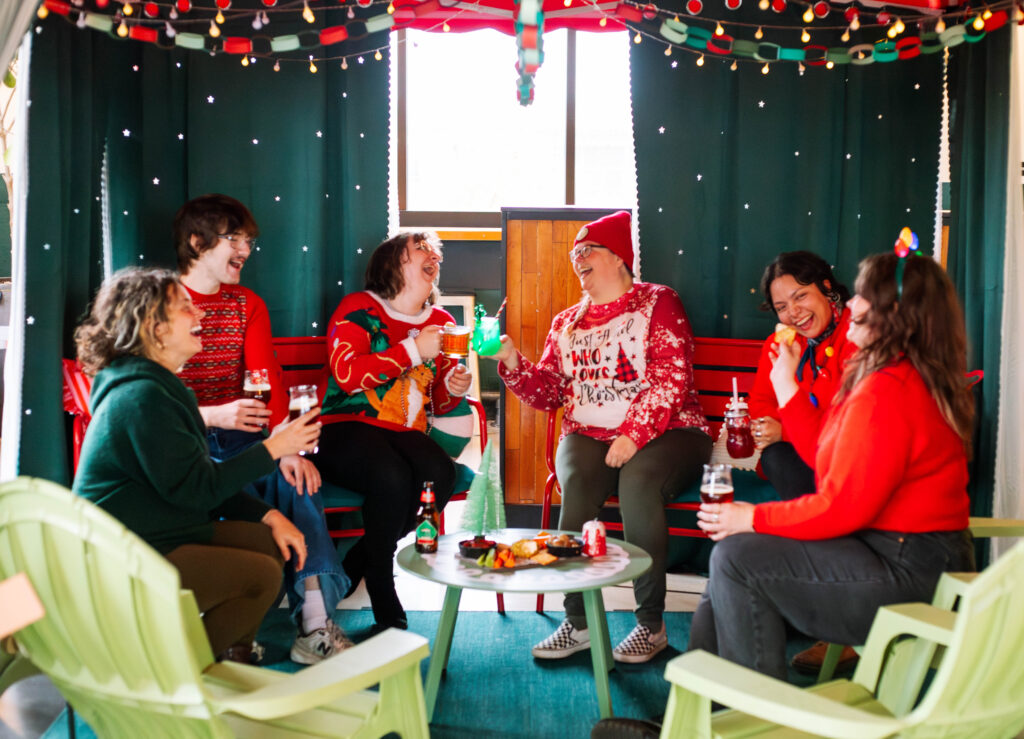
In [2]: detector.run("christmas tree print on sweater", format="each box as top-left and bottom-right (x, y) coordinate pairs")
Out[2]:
(562, 309), (649, 429)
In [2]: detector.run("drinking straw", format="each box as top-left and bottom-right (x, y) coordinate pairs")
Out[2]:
(732, 376), (739, 408)
(495, 297), (508, 319)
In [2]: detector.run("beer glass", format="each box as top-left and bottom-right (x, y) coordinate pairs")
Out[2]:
(440, 324), (472, 359)
(700, 463), (734, 504)
(243, 369), (271, 428)
(288, 384), (319, 456)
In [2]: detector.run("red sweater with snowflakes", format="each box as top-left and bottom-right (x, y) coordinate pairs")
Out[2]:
(753, 359), (969, 539)
(499, 282), (707, 449)
(321, 291), (462, 433)
(178, 284), (288, 427)
(747, 307), (858, 465)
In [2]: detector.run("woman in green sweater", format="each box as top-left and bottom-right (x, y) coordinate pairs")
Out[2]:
(72, 268), (322, 662)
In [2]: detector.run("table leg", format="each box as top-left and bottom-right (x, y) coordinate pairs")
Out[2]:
(582, 589), (614, 719)
(425, 585), (463, 722)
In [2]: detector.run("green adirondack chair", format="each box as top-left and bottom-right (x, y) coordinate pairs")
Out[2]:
(0, 476), (430, 738)
(658, 539), (1024, 738)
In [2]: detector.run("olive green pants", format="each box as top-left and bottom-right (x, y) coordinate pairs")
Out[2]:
(556, 428), (712, 631)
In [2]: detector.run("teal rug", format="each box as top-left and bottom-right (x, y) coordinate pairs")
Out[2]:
(43, 609), (816, 738)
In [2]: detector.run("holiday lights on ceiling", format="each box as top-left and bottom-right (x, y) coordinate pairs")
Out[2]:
(36, 0), (1022, 82)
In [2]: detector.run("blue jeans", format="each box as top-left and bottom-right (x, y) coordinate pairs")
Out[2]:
(207, 428), (350, 627)
(688, 528), (975, 680)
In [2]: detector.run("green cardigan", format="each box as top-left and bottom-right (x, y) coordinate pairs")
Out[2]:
(72, 355), (276, 553)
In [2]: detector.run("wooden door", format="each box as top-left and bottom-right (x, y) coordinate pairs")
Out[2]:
(501, 208), (622, 505)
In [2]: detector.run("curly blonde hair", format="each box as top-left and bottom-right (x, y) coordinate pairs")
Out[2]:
(75, 268), (181, 376)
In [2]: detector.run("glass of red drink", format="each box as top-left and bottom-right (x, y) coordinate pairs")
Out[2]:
(700, 463), (734, 504)
(288, 384), (319, 456)
(724, 400), (754, 458)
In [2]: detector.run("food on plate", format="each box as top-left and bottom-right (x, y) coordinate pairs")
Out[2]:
(511, 539), (539, 558)
(547, 535), (584, 557)
(459, 537), (496, 559)
(774, 322), (797, 346)
(530, 551), (558, 566)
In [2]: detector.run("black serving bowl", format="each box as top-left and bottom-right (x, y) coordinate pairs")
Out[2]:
(459, 538), (496, 559)
(547, 538), (583, 557)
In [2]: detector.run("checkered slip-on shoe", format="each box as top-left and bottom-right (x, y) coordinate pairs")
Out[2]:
(612, 622), (668, 664)
(531, 619), (591, 659)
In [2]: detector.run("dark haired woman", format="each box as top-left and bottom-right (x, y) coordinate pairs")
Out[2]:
(689, 251), (976, 680)
(748, 251), (858, 500)
(72, 268), (321, 662)
(315, 231), (473, 632)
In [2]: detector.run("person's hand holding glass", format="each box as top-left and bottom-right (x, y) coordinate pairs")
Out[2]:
(697, 463), (755, 541)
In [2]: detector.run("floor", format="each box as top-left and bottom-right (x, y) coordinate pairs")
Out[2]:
(0, 428), (707, 738)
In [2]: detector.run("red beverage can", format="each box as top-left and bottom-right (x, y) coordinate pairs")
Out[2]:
(582, 520), (606, 557)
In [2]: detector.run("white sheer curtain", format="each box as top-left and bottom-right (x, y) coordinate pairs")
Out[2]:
(992, 25), (1024, 560)
(1, 2), (36, 73)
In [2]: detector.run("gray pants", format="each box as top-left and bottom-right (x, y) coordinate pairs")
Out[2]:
(688, 528), (975, 680)
(555, 428), (712, 630)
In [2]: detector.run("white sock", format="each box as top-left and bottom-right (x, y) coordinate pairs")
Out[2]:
(301, 578), (329, 635)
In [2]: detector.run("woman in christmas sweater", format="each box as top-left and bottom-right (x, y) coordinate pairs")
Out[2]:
(491, 211), (711, 664)
(748, 251), (858, 500)
(315, 231), (473, 633)
(73, 268), (321, 663)
(690, 248), (976, 681)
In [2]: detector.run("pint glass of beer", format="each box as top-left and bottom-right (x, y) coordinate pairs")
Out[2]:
(243, 369), (272, 428)
(700, 463), (734, 504)
(288, 384), (319, 456)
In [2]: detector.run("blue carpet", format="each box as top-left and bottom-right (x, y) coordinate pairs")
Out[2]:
(43, 609), (817, 738)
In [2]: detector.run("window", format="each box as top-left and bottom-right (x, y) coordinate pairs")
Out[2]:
(391, 28), (637, 228)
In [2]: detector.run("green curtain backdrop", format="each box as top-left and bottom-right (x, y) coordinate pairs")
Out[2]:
(20, 9), (389, 483)
(630, 0), (943, 340)
(947, 31), (1011, 543)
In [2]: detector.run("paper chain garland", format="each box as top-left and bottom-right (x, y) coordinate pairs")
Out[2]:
(39, 0), (1020, 80)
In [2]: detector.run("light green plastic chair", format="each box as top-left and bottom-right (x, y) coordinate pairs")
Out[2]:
(0, 477), (431, 738)
(816, 516), (1024, 685)
(658, 539), (1024, 738)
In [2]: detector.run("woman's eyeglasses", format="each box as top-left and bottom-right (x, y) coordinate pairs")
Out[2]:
(413, 241), (443, 263)
(569, 243), (596, 261)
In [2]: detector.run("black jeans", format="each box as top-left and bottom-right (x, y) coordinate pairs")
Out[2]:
(314, 421), (455, 622)
(688, 528), (975, 680)
(760, 441), (816, 501)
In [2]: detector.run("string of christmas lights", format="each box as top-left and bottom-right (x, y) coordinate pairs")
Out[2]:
(36, 0), (1022, 73)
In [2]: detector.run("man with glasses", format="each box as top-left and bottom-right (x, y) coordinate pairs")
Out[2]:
(174, 193), (351, 664)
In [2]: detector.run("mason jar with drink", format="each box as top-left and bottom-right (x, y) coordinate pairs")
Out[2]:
(243, 369), (272, 428)
(288, 384), (319, 456)
(700, 463), (734, 505)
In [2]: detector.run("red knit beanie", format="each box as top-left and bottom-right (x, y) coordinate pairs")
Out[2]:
(574, 211), (633, 273)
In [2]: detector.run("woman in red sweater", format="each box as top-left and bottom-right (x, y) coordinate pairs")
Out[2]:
(688, 249), (976, 680)
(748, 251), (857, 500)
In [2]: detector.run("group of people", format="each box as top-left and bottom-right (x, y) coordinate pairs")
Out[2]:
(72, 199), (976, 685)
(73, 194), (470, 664)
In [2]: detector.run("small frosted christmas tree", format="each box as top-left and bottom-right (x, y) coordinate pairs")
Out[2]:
(459, 440), (506, 537)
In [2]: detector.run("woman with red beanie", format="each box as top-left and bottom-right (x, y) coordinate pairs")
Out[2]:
(491, 211), (711, 664)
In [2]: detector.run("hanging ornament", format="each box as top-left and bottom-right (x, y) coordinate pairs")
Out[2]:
(801, 26), (810, 41)
(214, 9), (224, 23)
(122, 1), (133, 15)
(730, 59), (737, 70)
(812, 1), (828, 18)
(263, 0), (277, 6)
(117, 18), (128, 35)
(841, 26), (850, 40)
(633, 30), (642, 42)
(761, 62), (769, 73)
(771, 0), (786, 13)
(302, 1), (315, 22)
(686, 0), (703, 15)
(143, 1), (157, 17)
(715, 21), (724, 34)
(168, 6), (176, 18)
(876, 9), (892, 25)
(642, 3), (658, 19)
(273, 59), (281, 70)
(76, 12), (87, 26)
(758, 0), (769, 9)
(971, 13), (985, 28)
(96, 0), (109, 7)
(696, 53), (705, 65)
(347, 4), (355, 16)
(309, 59), (318, 73)
(754, 24), (763, 38)
(935, 16), (945, 31)
(664, 44), (672, 54)
(387, 1), (395, 12)
(802, 5), (813, 22)
(356, 0), (373, 7)
(37, 4), (49, 18)
(726, 0), (741, 9)
(216, 0), (230, 8)
(208, 18), (220, 36)
(894, 16), (905, 32)
(163, 20), (175, 35)
(374, 48), (383, 60)
(598, 16), (607, 25)
(176, 0), (190, 12)
(341, 57), (348, 69)
(241, 55), (249, 66)
(825, 60), (834, 69)
(252, 13), (262, 27)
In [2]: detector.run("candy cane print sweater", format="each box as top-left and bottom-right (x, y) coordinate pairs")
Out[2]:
(499, 282), (707, 449)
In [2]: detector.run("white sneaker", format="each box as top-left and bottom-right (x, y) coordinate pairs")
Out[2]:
(531, 619), (590, 659)
(291, 621), (353, 664)
(613, 622), (668, 664)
